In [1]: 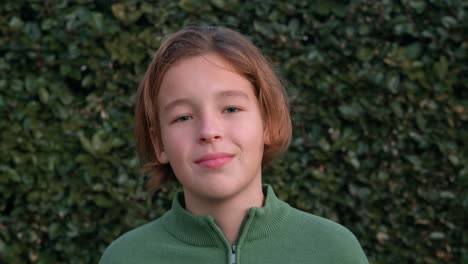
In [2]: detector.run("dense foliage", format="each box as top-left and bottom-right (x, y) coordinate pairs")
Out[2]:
(1, 0), (466, 263)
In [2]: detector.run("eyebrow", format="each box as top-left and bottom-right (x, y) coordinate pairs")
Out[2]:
(162, 90), (251, 115)
(217, 90), (250, 102)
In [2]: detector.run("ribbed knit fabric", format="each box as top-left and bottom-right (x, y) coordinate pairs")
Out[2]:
(99, 185), (368, 264)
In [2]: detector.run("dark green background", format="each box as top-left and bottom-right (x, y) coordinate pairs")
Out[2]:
(1, 0), (467, 263)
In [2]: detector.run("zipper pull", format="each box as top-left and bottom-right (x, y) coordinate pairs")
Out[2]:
(231, 245), (237, 264)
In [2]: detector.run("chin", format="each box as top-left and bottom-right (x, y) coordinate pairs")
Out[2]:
(200, 184), (242, 201)
(179, 166), (262, 202)
(187, 181), (248, 202)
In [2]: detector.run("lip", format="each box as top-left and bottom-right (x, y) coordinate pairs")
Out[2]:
(194, 153), (234, 168)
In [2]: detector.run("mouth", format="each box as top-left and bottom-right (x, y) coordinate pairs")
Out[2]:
(194, 153), (234, 169)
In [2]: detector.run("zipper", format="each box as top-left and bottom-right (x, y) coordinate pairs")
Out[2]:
(231, 245), (237, 264)
(229, 211), (252, 264)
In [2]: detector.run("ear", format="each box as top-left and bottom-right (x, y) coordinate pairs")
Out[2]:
(149, 127), (169, 164)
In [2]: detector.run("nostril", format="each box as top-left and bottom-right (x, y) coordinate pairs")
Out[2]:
(199, 134), (222, 143)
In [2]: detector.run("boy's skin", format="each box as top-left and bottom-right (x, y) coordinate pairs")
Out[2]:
(150, 53), (269, 244)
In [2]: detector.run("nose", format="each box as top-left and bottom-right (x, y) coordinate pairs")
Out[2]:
(198, 115), (223, 144)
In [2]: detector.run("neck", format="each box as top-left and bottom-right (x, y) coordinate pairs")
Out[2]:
(183, 178), (264, 245)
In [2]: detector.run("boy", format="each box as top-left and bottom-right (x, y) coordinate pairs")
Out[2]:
(100, 26), (368, 264)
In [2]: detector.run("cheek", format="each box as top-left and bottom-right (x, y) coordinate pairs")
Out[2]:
(232, 116), (265, 151)
(161, 125), (194, 158)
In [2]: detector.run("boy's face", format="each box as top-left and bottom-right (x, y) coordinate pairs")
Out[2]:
(153, 53), (266, 202)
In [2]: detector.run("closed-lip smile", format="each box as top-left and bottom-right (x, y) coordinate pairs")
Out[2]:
(194, 153), (234, 168)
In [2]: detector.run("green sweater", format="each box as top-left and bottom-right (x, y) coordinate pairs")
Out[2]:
(100, 185), (368, 264)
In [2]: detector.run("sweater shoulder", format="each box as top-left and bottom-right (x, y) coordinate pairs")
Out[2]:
(288, 207), (353, 235)
(284, 207), (369, 263)
(99, 218), (166, 264)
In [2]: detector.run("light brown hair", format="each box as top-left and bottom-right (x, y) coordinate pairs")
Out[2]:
(134, 26), (292, 192)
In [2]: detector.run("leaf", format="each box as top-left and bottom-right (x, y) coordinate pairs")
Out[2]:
(317, 137), (330, 152)
(90, 12), (105, 33)
(111, 137), (125, 148)
(288, 18), (299, 32)
(448, 154), (459, 166)
(433, 56), (448, 80)
(179, 0), (212, 13)
(358, 25), (370, 36)
(315, 0), (331, 15)
(0, 166), (21, 183)
(377, 171), (389, 182)
(81, 75), (94, 88)
(38, 88), (50, 104)
(346, 152), (360, 169)
(11, 79), (23, 92)
(25, 76), (36, 94)
(95, 194), (113, 208)
(415, 112), (426, 130)
(409, 0), (426, 13)
(24, 22), (41, 41)
(92, 183), (104, 192)
(48, 223), (61, 239)
(59, 88), (74, 105)
(211, 0), (225, 9)
(91, 133), (103, 153)
(60, 65), (72, 76)
(356, 47), (374, 62)
(439, 191), (455, 199)
(331, 4), (346, 17)
(387, 74), (400, 93)
(339, 104), (363, 120)
(441, 16), (457, 28)
(404, 43), (422, 60)
(77, 131), (94, 155)
(111, 3), (126, 21)
(390, 101), (404, 118)
(254, 21), (273, 38)
(9, 16), (23, 31)
(429, 232), (445, 240)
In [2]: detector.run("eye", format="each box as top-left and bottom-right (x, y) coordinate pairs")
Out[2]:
(224, 107), (240, 113)
(174, 116), (192, 122)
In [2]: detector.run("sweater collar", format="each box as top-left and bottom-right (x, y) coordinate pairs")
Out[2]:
(161, 184), (290, 247)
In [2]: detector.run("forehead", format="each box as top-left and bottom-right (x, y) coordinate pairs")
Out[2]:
(157, 53), (255, 109)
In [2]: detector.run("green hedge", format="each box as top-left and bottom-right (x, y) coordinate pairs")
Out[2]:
(1, 1), (467, 263)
